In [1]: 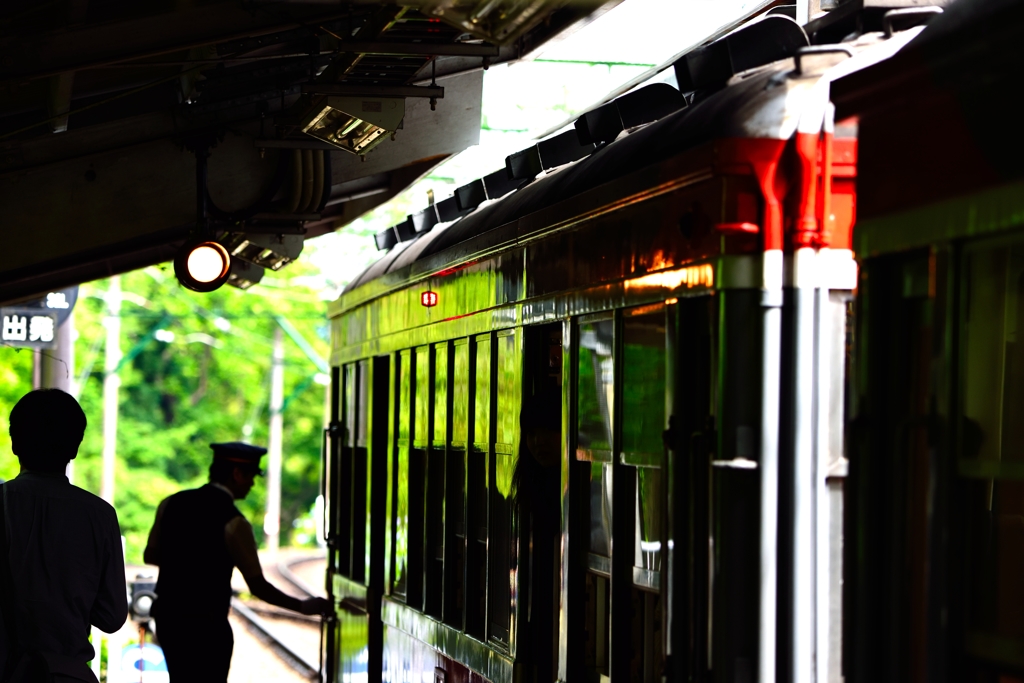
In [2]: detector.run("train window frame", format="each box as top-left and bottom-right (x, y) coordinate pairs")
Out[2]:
(488, 327), (518, 648)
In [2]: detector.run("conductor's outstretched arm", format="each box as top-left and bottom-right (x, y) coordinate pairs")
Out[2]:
(224, 516), (331, 616)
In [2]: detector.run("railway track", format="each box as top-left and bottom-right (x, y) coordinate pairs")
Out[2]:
(230, 554), (327, 682)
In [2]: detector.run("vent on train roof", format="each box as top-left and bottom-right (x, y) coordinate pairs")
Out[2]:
(456, 179), (487, 212)
(538, 130), (595, 169)
(393, 216), (417, 243)
(412, 206), (438, 235)
(506, 129), (596, 181)
(483, 168), (519, 200)
(507, 146), (542, 181)
(575, 83), (687, 146)
(674, 14), (809, 92)
(437, 195), (472, 222)
(374, 226), (398, 251)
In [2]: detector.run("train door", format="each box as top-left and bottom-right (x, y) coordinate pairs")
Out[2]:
(559, 298), (714, 683)
(664, 296), (714, 683)
(519, 323), (564, 682)
(326, 356), (389, 683)
(955, 238), (1024, 682)
(848, 249), (944, 683)
(852, 237), (1024, 683)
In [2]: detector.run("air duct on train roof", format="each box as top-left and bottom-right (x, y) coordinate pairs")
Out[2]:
(374, 227), (398, 251)
(437, 196), (472, 223)
(455, 179), (487, 212)
(483, 168), (520, 200)
(575, 83), (687, 146)
(412, 207), (439, 236)
(393, 216), (417, 243)
(506, 129), (595, 181)
(674, 15), (809, 92)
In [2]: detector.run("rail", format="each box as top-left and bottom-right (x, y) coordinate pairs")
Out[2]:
(229, 553), (327, 681)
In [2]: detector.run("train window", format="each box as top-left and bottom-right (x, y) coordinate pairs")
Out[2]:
(434, 342), (449, 448)
(336, 363), (355, 576)
(621, 308), (666, 464)
(474, 333), (492, 450)
(496, 330), (519, 455)
(588, 462), (613, 559)
(408, 348), (429, 609)
(959, 241), (1024, 673)
(351, 360), (369, 583)
(356, 359), (370, 448)
(489, 329), (518, 644)
(466, 333), (491, 638)
(577, 316), (615, 461)
(453, 339), (470, 448)
(445, 442), (467, 630)
(584, 572), (611, 678)
(621, 307), (667, 582)
(446, 339), (471, 629)
(634, 468), (663, 580)
(392, 350), (412, 600)
(421, 348), (442, 618)
(414, 346), (430, 448)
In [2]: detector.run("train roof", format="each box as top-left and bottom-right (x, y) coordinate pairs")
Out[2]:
(339, 10), (931, 302)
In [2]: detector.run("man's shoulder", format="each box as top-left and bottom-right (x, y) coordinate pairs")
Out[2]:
(66, 484), (118, 518)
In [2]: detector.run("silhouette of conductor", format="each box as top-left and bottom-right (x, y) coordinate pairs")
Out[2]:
(144, 442), (329, 682)
(0, 389), (128, 683)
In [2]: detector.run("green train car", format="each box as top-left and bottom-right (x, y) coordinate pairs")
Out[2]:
(319, 6), (942, 682)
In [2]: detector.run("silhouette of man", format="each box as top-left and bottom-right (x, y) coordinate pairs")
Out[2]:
(144, 442), (329, 682)
(0, 389), (128, 682)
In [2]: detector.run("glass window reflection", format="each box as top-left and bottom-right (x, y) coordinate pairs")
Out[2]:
(622, 310), (666, 460)
(577, 317), (615, 460)
(393, 350), (411, 599)
(589, 462), (612, 557)
(961, 242), (1024, 668)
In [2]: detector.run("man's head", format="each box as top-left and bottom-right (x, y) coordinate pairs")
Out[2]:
(9, 389), (87, 473)
(208, 442), (266, 499)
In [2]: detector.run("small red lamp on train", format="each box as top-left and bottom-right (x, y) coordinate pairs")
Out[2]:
(421, 290), (438, 307)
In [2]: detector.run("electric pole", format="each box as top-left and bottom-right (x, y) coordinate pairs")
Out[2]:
(101, 276), (121, 505)
(265, 325), (284, 552)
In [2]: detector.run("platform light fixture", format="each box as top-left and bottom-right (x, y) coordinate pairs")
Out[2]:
(301, 96), (405, 156)
(226, 258), (265, 291)
(174, 239), (231, 292)
(421, 291), (438, 307)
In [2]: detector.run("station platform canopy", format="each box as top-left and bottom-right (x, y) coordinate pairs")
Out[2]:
(0, 0), (628, 304)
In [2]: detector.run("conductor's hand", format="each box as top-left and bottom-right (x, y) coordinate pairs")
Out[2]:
(298, 597), (332, 616)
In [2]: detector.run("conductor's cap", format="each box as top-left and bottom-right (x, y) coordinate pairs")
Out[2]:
(211, 442), (267, 470)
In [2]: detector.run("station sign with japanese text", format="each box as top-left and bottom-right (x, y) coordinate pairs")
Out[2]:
(1, 308), (59, 348)
(0, 285), (79, 349)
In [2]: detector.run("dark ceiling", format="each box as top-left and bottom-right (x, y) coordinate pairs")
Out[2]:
(0, 0), (618, 303)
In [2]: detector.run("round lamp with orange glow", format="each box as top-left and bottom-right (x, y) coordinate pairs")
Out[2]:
(174, 239), (231, 292)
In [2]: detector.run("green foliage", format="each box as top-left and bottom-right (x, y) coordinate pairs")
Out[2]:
(1, 261), (331, 564)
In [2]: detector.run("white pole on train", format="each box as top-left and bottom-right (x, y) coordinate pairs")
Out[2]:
(101, 275), (121, 506)
(265, 324), (284, 553)
(759, 248), (783, 683)
(789, 245), (818, 683)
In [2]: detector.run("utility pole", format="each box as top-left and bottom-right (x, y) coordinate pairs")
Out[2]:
(42, 308), (76, 483)
(265, 325), (284, 553)
(101, 276), (121, 505)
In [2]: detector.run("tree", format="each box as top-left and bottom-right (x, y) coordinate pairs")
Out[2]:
(1, 260), (332, 564)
